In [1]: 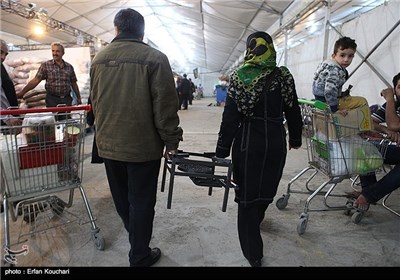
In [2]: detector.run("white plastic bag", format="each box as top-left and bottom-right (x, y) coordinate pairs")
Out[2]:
(22, 113), (56, 145)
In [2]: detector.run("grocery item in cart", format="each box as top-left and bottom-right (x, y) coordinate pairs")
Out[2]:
(313, 105), (373, 139)
(64, 125), (81, 147)
(22, 113), (56, 144)
(312, 134), (383, 176)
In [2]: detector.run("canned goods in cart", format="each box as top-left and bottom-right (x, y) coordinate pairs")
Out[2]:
(64, 125), (81, 147)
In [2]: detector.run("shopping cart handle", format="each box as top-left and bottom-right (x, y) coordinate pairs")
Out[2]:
(0, 105), (91, 115)
(298, 99), (328, 110)
(212, 156), (231, 164)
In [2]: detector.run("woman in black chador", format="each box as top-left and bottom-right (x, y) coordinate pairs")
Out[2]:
(215, 31), (303, 267)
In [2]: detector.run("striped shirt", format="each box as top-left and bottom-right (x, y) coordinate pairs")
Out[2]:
(372, 99), (400, 123)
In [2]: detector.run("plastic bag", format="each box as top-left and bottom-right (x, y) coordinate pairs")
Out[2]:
(329, 135), (383, 175)
(22, 113), (56, 145)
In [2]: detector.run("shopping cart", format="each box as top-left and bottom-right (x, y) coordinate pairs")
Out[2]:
(275, 99), (388, 235)
(0, 105), (104, 266)
(160, 151), (237, 212)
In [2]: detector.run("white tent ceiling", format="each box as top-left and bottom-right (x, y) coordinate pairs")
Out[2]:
(0, 0), (387, 76)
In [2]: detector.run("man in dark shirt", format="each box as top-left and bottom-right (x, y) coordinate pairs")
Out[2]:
(353, 73), (400, 210)
(1, 39), (22, 132)
(1, 39), (22, 213)
(178, 74), (191, 110)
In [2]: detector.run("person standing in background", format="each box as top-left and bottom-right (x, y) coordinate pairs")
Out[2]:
(178, 74), (191, 110)
(17, 42), (82, 109)
(214, 31), (303, 267)
(90, 8), (183, 267)
(175, 76), (182, 104)
(1, 39), (22, 132)
(351, 73), (400, 210)
(197, 83), (204, 99)
(188, 78), (195, 105)
(1, 39), (23, 214)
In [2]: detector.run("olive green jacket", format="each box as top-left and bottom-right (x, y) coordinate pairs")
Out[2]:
(90, 36), (183, 162)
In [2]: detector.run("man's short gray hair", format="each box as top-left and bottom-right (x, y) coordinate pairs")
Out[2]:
(51, 42), (65, 54)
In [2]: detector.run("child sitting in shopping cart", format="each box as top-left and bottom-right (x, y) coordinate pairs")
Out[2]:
(312, 36), (368, 116)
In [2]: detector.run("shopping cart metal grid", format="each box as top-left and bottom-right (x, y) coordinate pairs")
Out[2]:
(1, 105), (104, 266)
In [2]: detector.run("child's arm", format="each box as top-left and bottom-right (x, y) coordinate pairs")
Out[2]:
(323, 67), (342, 113)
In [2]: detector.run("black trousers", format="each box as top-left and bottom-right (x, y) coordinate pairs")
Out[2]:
(103, 158), (161, 265)
(179, 93), (189, 109)
(46, 93), (72, 121)
(237, 202), (269, 262)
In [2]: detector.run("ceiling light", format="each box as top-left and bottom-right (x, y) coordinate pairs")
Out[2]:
(27, 3), (36, 10)
(27, 11), (35, 19)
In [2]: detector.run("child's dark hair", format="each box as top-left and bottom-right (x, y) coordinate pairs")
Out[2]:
(392, 73), (400, 88)
(333, 36), (357, 54)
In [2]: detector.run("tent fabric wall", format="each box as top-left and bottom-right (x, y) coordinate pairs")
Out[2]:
(200, 2), (399, 102)
(284, 1), (399, 107)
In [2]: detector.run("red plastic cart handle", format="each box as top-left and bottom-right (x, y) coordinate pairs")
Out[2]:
(0, 105), (91, 115)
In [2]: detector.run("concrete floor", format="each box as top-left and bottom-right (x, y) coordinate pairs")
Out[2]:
(1, 97), (399, 268)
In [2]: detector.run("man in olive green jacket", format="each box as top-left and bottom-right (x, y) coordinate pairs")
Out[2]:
(90, 8), (183, 267)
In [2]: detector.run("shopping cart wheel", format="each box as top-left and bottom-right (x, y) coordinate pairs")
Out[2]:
(91, 232), (105, 250)
(2, 260), (14, 267)
(351, 211), (364, 224)
(276, 194), (289, 210)
(343, 200), (354, 216)
(297, 213), (309, 235)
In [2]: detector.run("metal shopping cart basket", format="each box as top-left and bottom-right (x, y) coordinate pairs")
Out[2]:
(350, 131), (398, 217)
(160, 151), (237, 212)
(0, 105), (104, 266)
(275, 99), (389, 235)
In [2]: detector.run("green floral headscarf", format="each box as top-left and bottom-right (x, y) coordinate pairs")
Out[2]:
(229, 31), (277, 116)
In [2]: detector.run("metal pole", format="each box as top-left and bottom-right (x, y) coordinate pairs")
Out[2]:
(284, 30), (289, 65)
(330, 19), (400, 87)
(322, 0), (331, 61)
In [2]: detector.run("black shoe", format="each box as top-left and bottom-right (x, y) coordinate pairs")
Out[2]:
(248, 258), (262, 267)
(131, 248), (161, 267)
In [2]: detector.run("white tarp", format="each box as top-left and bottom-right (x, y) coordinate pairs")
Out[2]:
(284, 1), (399, 107)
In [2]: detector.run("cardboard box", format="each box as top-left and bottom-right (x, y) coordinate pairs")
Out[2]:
(313, 105), (373, 139)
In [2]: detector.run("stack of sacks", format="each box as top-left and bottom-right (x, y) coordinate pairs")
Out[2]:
(5, 57), (46, 108)
(22, 90), (47, 108)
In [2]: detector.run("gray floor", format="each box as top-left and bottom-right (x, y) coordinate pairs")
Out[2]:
(1, 97), (399, 267)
